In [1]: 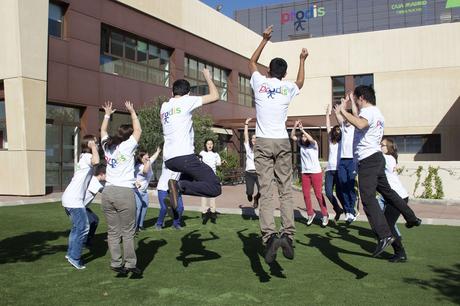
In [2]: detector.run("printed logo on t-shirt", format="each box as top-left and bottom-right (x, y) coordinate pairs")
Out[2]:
(161, 107), (182, 124)
(376, 120), (384, 129)
(105, 153), (128, 168)
(259, 83), (290, 99)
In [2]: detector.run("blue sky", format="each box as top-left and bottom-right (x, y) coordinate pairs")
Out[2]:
(200, 0), (295, 18)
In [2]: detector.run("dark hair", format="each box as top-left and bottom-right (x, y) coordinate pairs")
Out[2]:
(249, 134), (256, 150)
(81, 135), (96, 153)
(173, 79), (191, 96)
(94, 164), (106, 176)
(135, 150), (148, 164)
(204, 139), (215, 152)
(103, 124), (133, 150)
(329, 125), (342, 144)
(269, 58), (287, 80)
(383, 137), (398, 162)
(298, 133), (313, 147)
(354, 85), (376, 105)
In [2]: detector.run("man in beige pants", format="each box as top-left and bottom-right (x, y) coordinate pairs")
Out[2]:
(249, 25), (308, 264)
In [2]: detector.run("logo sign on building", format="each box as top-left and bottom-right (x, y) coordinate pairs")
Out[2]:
(280, 3), (326, 31)
(446, 0), (460, 8)
(390, 1), (428, 15)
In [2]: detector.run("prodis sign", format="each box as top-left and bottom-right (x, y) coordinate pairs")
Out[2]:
(280, 4), (326, 31)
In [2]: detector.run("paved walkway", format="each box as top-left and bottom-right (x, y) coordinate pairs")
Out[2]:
(1, 184), (460, 226)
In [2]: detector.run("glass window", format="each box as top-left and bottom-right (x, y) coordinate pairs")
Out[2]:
(0, 99), (7, 149)
(238, 75), (253, 107)
(137, 41), (148, 65)
(48, 3), (64, 38)
(47, 104), (80, 122)
(149, 44), (160, 68)
(387, 134), (441, 154)
(354, 74), (374, 87)
(110, 32), (124, 57)
(98, 111), (131, 135)
(332, 76), (345, 105)
(124, 37), (136, 61)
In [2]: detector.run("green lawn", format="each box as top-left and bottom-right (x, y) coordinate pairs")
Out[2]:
(0, 203), (459, 306)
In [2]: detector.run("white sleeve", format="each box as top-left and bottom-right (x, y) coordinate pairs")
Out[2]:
(244, 142), (250, 152)
(120, 135), (138, 155)
(250, 71), (264, 90)
(187, 96), (203, 112)
(359, 107), (373, 125)
(81, 153), (93, 167)
(289, 82), (300, 100)
(215, 153), (221, 166)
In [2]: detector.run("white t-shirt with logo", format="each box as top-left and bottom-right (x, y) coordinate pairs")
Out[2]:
(102, 135), (138, 188)
(135, 162), (154, 193)
(244, 142), (256, 171)
(355, 106), (385, 161)
(199, 151), (221, 174)
(326, 141), (340, 171)
(299, 141), (322, 174)
(250, 71), (300, 139)
(62, 153), (94, 208)
(83, 176), (104, 206)
(161, 96), (203, 161)
(384, 154), (409, 199)
(340, 122), (355, 159)
(157, 162), (181, 191)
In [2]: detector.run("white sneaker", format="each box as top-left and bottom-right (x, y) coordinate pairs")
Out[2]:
(307, 213), (316, 226)
(321, 216), (329, 227)
(344, 212), (350, 221)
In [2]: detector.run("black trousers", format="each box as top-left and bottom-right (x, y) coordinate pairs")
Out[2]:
(245, 171), (260, 196)
(358, 152), (417, 239)
(165, 154), (221, 198)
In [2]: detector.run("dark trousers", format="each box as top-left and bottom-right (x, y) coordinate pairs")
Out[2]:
(337, 158), (357, 215)
(245, 171), (260, 196)
(165, 154), (221, 198)
(324, 170), (344, 213)
(381, 197), (408, 253)
(86, 207), (99, 245)
(358, 152), (417, 239)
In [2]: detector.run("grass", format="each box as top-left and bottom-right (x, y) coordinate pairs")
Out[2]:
(0, 203), (460, 306)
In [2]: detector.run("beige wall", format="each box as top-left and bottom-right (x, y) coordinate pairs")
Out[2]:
(0, 0), (48, 195)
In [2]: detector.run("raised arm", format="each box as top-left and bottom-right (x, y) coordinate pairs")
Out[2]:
(349, 91), (358, 116)
(295, 48), (309, 89)
(244, 118), (252, 143)
(150, 147), (161, 163)
(299, 123), (317, 145)
(338, 98), (369, 130)
(125, 101), (142, 142)
(249, 25), (273, 75)
(88, 140), (100, 165)
(290, 120), (300, 141)
(201, 68), (220, 104)
(326, 104), (332, 134)
(333, 102), (345, 125)
(101, 101), (116, 140)
(142, 156), (151, 175)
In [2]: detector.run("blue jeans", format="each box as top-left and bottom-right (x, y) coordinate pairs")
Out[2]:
(65, 207), (90, 261)
(85, 208), (99, 245)
(324, 170), (344, 213)
(135, 190), (149, 229)
(157, 190), (184, 227)
(337, 158), (357, 215)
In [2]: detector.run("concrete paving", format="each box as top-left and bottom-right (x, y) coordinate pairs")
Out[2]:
(1, 184), (460, 226)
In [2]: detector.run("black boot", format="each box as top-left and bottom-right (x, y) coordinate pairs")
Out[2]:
(202, 210), (210, 225)
(253, 193), (261, 209)
(210, 211), (217, 224)
(389, 237), (407, 263)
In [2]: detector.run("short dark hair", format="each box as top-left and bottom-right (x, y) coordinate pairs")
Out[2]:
(173, 79), (191, 96)
(354, 85), (376, 105)
(94, 164), (106, 176)
(81, 135), (96, 153)
(204, 139), (215, 152)
(269, 58), (287, 80)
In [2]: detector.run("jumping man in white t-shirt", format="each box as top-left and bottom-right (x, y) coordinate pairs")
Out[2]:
(249, 25), (308, 264)
(162, 68), (221, 211)
(337, 86), (421, 258)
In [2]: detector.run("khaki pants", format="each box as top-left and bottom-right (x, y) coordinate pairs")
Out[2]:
(254, 138), (295, 243)
(201, 197), (216, 213)
(101, 186), (137, 269)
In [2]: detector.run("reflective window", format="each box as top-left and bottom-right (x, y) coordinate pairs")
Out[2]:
(387, 134), (441, 154)
(48, 2), (64, 38)
(238, 75), (254, 108)
(0, 97), (7, 150)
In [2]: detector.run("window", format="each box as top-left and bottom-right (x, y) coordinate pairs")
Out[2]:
(331, 76), (345, 106)
(100, 26), (171, 87)
(354, 74), (374, 88)
(184, 56), (229, 101)
(331, 74), (374, 107)
(98, 111), (131, 135)
(238, 75), (253, 107)
(388, 134), (441, 154)
(48, 2), (64, 38)
(0, 81), (7, 149)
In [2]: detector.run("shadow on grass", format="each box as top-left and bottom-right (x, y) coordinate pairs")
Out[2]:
(176, 230), (221, 267)
(0, 231), (68, 264)
(144, 215), (200, 229)
(239, 205), (259, 221)
(237, 229), (285, 282)
(404, 264), (460, 305)
(296, 233), (369, 279)
(81, 233), (108, 264)
(137, 238), (167, 272)
(328, 222), (380, 255)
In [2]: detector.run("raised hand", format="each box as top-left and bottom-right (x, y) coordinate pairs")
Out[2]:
(155, 147), (161, 154)
(300, 48), (309, 60)
(245, 118), (252, 125)
(294, 120), (301, 127)
(125, 101), (135, 114)
(87, 140), (97, 150)
(102, 101), (116, 116)
(262, 25), (273, 41)
(202, 68), (212, 80)
(326, 103), (331, 115)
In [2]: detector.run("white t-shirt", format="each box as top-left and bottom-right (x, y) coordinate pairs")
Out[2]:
(199, 151), (221, 174)
(250, 71), (300, 139)
(244, 142), (256, 171)
(355, 106), (385, 161)
(157, 162), (181, 191)
(383, 155), (409, 199)
(83, 176), (104, 206)
(135, 162), (154, 193)
(102, 135), (138, 188)
(326, 141), (340, 171)
(161, 96), (203, 161)
(62, 153), (94, 208)
(299, 141), (322, 174)
(340, 122), (355, 159)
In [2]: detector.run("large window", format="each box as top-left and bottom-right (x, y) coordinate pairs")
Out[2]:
(354, 74), (374, 88)
(388, 134), (441, 154)
(184, 56), (228, 101)
(0, 81), (6, 150)
(48, 2), (64, 38)
(238, 75), (253, 107)
(100, 26), (171, 87)
(332, 76), (345, 105)
(331, 74), (374, 106)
